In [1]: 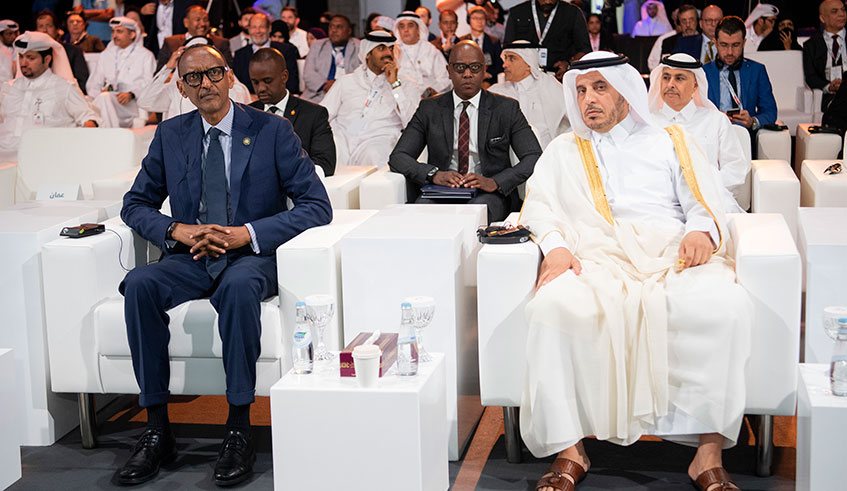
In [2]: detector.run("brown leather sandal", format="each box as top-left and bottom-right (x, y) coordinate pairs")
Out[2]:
(692, 467), (741, 491)
(535, 457), (587, 491)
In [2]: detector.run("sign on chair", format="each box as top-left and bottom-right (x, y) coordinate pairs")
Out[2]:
(36, 183), (82, 201)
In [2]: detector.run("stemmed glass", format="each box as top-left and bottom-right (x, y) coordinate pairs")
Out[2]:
(305, 294), (335, 361)
(405, 296), (435, 363)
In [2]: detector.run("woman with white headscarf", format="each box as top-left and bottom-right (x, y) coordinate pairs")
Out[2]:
(519, 50), (750, 491)
(744, 3), (779, 52)
(393, 11), (452, 97)
(632, 0), (673, 38)
(87, 16), (155, 128)
(648, 53), (750, 212)
(488, 40), (568, 149)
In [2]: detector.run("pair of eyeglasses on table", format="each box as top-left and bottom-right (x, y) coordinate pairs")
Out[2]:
(824, 162), (843, 175)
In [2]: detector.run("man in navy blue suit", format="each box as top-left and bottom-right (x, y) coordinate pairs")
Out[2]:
(703, 15), (778, 133)
(116, 44), (331, 487)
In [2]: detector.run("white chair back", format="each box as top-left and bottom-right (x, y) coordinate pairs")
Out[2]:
(83, 52), (99, 79)
(745, 50), (804, 110)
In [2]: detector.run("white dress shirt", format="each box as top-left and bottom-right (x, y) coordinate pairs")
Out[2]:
(0, 43), (13, 82)
(394, 40), (452, 96)
(156, 0), (174, 48)
(489, 73), (568, 149)
(539, 115), (718, 255)
(449, 90), (481, 174)
(824, 29), (847, 92)
(0, 69), (100, 160)
(289, 28), (309, 58)
(745, 26), (765, 52)
(263, 91), (290, 115)
(252, 40), (271, 52)
(656, 101), (749, 212)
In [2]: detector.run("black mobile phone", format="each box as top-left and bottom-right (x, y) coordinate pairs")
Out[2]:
(726, 109), (741, 116)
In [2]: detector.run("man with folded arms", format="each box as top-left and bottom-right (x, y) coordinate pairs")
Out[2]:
(520, 51), (751, 491)
(320, 30), (419, 167)
(649, 53), (749, 212)
(389, 41), (541, 222)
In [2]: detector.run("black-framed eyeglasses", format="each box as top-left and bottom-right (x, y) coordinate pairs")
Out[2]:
(824, 162), (843, 175)
(450, 62), (484, 74)
(181, 66), (228, 87)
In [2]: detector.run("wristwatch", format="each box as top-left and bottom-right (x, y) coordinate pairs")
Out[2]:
(750, 117), (761, 131)
(391, 79), (402, 89)
(166, 221), (177, 241)
(426, 167), (439, 183)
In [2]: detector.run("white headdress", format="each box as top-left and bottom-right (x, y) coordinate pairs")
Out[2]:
(501, 41), (566, 134)
(375, 16), (395, 32)
(13, 30), (75, 83)
(640, 0), (673, 32)
(745, 3), (779, 28)
(562, 51), (656, 139)
(393, 11), (428, 45)
(105, 16), (144, 51)
(648, 53), (716, 112)
(0, 20), (19, 33)
(359, 31), (397, 64)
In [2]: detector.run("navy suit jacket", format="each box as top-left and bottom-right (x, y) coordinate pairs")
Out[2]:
(121, 102), (332, 257)
(703, 58), (778, 126)
(234, 42), (301, 95)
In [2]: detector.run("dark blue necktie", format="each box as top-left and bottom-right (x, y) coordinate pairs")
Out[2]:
(728, 70), (739, 109)
(204, 127), (228, 279)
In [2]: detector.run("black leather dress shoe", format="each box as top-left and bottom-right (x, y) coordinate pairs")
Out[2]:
(214, 429), (256, 487)
(116, 428), (177, 486)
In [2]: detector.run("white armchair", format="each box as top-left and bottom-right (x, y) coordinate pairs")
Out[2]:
(477, 212), (801, 476)
(746, 50), (821, 134)
(795, 124), (843, 173)
(40, 209), (376, 448)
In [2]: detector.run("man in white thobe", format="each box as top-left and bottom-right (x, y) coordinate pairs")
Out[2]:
(393, 11), (452, 98)
(632, 0), (673, 38)
(489, 41), (569, 149)
(281, 6), (309, 58)
(0, 31), (100, 162)
(87, 17), (156, 128)
(136, 37), (251, 121)
(320, 31), (419, 168)
(649, 53), (749, 212)
(0, 20), (19, 82)
(519, 51), (751, 491)
(744, 3), (779, 52)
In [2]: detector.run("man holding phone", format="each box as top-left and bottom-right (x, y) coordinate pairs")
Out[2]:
(703, 15), (777, 132)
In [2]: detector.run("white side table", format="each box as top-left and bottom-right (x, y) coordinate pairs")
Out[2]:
(0, 348), (21, 489)
(270, 354), (448, 491)
(340, 204), (486, 460)
(800, 160), (847, 207)
(798, 208), (847, 363)
(797, 363), (847, 491)
(0, 200), (119, 445)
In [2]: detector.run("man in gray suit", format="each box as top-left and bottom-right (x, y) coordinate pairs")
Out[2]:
(388, 40), (542, 223)
(302, 14), (361, 102)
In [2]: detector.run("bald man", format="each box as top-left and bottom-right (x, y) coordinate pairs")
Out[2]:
(804, 0), (847, 110)
(248, 47), (336, 176)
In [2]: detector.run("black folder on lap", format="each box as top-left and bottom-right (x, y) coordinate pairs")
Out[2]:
(420, 184), (478, 200)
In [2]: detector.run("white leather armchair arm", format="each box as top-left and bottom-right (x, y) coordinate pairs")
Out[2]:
(358, 167), (407, 210)
(756, 128), (792, 162)
(323, 166), (377, 209)
(91, 166), (141, 201)
(750, 160), (800, 241)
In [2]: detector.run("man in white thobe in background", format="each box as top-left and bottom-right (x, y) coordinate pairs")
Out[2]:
(87, 17), (155, 128)
(649, 53), (749, 212)
(0, 31), (100, 161)
(632, 0), (673, 38)
(136, 37), (251, 121)
(745, 3), (779, 52)
(0, 20), (19, 82)
(320, 31), (419, 168)
(519, 51), (751, 491)
(489, 40), (568, 149)
(393, 11), (452, 98)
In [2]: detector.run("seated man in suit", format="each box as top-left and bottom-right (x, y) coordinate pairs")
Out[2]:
(116, 44), (331, 486)
(233, 12), (299, 95)
(155, 5), (232, 72)
(647, 5), (701, 71)
(432, 8), (460, 60)
(803, 0), (847, 111)
(301, 14), (361, 103)
(703, 15), (777, 134)
(388, 40), (542, 223)
(249, 47), (336, 176)
(460, 5), (502, 88)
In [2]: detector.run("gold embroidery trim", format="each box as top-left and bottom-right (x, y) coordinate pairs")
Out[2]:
(664, 125), (723, 254)
(574, 134), (614, 225)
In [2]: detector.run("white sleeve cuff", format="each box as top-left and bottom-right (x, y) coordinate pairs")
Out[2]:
(245, 223), (260, 254)
(684, 217), (720, 249)
(537, 231), (570, 256)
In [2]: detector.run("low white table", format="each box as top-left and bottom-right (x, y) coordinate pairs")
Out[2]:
(0, 200), (120, 445)
(797, 363), (847, 491)
(340, 204), (486, 460)
(800, 160), (847, 207)
(795, 124), (843, 173)
(0, 348), (21, 489)
(798, 208), (847, 363)
(270, 354), (448, 491)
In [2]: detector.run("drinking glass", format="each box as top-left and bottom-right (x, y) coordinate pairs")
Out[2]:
(824, 306), (847, 341)
(405, 296), (435, 363)
(305, 294), (335, 361)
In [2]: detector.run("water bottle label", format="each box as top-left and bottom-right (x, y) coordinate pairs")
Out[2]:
(293, 330), (312, 348)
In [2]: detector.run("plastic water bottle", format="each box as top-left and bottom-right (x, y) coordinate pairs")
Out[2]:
(292, 302), (313, 374)
(397, 302), (418, 376)
(830, 318), (847, 396)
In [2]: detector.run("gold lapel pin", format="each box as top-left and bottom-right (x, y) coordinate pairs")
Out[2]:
(290, 109), (295, 116)
(242, 137), (251, 146)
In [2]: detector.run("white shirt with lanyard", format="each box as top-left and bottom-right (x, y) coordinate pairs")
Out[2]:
(532, 0), (558, 67)
(718, 69), (743, 112)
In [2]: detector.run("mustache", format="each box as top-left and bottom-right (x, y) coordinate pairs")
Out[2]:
(663, 88), (679, 96)
(583, 104), (603, 115)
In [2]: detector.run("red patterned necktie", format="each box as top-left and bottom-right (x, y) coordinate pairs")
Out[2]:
(458, 101), (470, 175)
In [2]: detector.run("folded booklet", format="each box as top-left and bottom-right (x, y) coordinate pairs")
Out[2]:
(420, 184), (479, 200)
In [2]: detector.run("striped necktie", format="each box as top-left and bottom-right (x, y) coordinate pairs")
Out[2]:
(457, 101), (470, 175)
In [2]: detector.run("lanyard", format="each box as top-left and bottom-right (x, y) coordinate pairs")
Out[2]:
(531, 0), (558, 44)
(719, 71), (743, 110)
